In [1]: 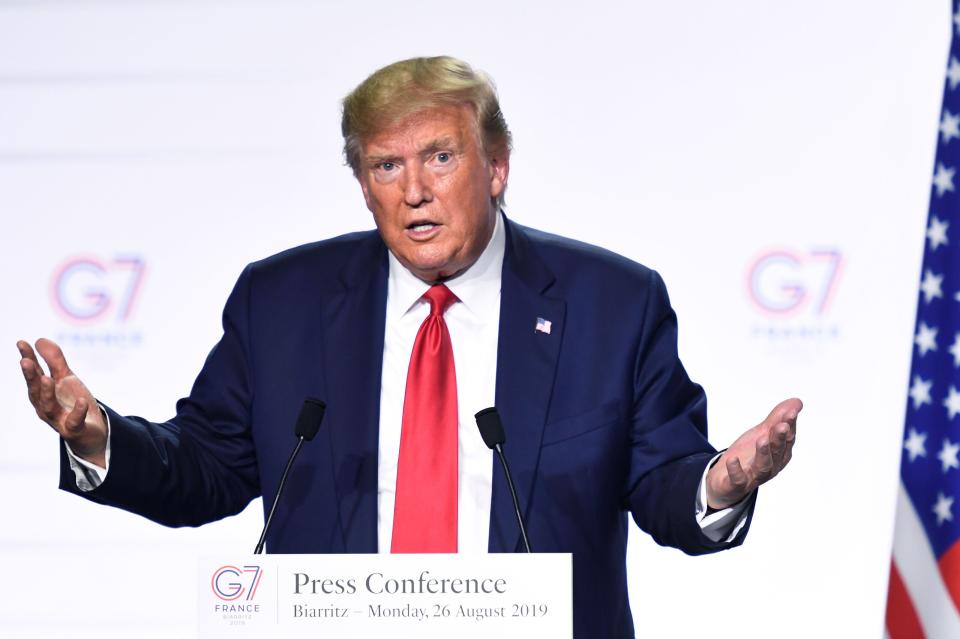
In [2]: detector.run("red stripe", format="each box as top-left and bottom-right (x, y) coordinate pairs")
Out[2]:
(937, 541), (960, 614)
(887, 558), (925, 639)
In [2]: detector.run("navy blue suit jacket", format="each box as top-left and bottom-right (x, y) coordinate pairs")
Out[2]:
(60, 217), (754, 637)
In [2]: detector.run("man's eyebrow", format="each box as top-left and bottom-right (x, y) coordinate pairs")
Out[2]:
(364, 152), (400, 165)
(419, 137), (458, 155)
(364, 137), (459, 165)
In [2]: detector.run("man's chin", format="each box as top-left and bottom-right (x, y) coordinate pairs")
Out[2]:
(393, 249), (450, 282)
(405, 260), (467, 284)
(391, 243), (480, 283)
(396, 258), (444, 284)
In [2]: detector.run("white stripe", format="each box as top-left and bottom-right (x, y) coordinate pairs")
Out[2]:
(892, 482), (960, 638)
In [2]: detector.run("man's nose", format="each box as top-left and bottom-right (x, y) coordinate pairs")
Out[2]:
(402, 165), (433, 207)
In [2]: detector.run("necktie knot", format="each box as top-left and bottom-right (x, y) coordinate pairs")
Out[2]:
(423, 284), (458, 317)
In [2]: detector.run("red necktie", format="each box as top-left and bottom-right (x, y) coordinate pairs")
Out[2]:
(391, 284), (459, 553)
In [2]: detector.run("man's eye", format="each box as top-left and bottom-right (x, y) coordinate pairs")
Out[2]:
(380, 162), (395, 171)
(436, 153), (450, 163)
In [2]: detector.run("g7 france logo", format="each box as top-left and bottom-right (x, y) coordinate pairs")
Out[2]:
(49, 255), (146, 325)
(747, 248), (843, 317)
(211, 565), (263, 602)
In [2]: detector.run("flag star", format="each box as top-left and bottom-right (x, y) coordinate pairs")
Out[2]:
(949, 57), (960, 91)
(934, 163), (956, 197)
(934, 492), (954, 525)
(904, 427), (927, 462)
(950, 333), (960, 367)
(956, 290), (960, 303)
(920, 270), (944, 303)
(927, 215), (950, 250)
(955, 7), (960, 34)
(910, 375), (933, 409)
(939, 438), (960, 472)
(942, 110), (960, 143)
(945, 386), (960, 420)
(915, 322), (939, 356)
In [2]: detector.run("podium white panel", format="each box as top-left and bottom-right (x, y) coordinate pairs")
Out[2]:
(199, 553), (571, 638)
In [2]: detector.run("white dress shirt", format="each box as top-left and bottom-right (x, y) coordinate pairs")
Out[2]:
(377, 211), (506, 553)
(68, 211), (749, 545)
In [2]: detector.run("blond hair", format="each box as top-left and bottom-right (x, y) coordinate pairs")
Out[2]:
(341, 56), (511, 204)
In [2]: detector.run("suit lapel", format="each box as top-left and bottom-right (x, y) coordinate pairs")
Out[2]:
(320, 234), (388, 553)
(490, 220), (566, 552)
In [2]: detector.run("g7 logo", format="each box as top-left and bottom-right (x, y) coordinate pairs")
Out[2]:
(49, 255), (146, 325)
(747, 248), (843, 317)
(211, 565), (262, 602)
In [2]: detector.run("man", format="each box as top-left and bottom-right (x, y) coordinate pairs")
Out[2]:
(16, 56), (800, 637)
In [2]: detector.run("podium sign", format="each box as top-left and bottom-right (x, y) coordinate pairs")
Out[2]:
(199, 553), (572, 638)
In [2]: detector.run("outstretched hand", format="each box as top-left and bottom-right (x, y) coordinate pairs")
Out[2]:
(705, 398), (802, 510)
(17, 338), (107, 468)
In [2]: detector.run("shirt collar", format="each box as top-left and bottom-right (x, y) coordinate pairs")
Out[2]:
(387, 211), (505, 318)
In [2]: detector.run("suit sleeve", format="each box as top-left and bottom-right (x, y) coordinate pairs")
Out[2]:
(624, 270), (756, 554)
(57, 265), (261, 527)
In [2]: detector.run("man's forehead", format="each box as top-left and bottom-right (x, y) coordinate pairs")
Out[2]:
(361, 105), (475, 156)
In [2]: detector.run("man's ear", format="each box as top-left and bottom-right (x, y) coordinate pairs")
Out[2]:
(488, 150), (510, 201)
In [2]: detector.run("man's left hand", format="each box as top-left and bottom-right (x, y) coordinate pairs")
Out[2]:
(705, 398), (802, 510)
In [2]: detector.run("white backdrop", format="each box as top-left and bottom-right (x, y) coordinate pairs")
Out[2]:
(0, 1), (948, 637)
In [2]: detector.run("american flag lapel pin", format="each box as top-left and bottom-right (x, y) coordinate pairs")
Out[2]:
(535, 317), (552, 335)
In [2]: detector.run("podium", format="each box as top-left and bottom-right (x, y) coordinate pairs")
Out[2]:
(199, 553), (572, 638)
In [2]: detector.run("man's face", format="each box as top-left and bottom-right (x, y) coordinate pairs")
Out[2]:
(357, 104), (509, 282)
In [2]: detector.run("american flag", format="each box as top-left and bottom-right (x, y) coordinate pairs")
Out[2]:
(886, 5), (960, 637)
(535, 317), (552, 335)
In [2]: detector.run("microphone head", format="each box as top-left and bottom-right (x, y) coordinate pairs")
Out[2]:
(294, 398), (326, 441)
(474, 407), (506, 449)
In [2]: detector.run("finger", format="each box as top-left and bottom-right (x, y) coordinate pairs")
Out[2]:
(20, 357), (44, 402)
(780, 427), (796, 468)
(17, 339), (41, 364)
(38, 375), (65, 424)
(763, 397), (803, 428)
(784, 418), (797, 444)
(784, 399), (802, 431)
(17, 341), (47, 408)
(754, 437), (775, 482)
(23, 372), (48, 421)
(63, 398), (90, 435)
(17, 340), (46, 376)
(726, 456), (749, 493)
(35, 338), (72, 380)
(784, 411), (799, 438)
(768, 424), (788, 467)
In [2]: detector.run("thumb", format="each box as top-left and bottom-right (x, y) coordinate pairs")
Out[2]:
(63, 397), (91, 436)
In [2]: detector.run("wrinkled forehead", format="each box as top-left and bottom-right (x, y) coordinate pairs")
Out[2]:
(360, 104), (480, 157)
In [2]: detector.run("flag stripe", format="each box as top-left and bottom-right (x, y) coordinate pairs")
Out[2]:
(939, 541), (960, 614)
(887, 559), (925, 639)
(891, 483), (960, 637)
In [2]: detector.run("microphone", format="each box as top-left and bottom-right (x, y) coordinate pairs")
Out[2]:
(475, 407), (532, 553)
(253, 398), (326, 554)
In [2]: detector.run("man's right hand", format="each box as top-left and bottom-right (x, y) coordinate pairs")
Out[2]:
(17, 338), (107, 468)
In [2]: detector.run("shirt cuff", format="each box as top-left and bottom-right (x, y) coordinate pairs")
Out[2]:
(695, 452), (751, 543)
(64, 403), (111, 492)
